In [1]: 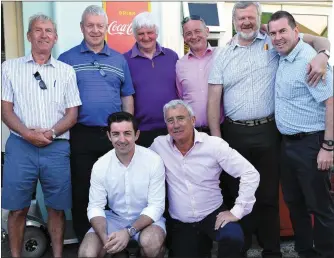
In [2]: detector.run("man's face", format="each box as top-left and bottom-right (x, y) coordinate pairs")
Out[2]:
(135, 27), (158, 51)
(107, 121), (139, 156)
(234, 4), (260, 41)
(269, 18), (299, 56)
(183, 20), (209, 53)
(27, 19), (58, 54)
(80, 14), (108, 49)
(165, 105), (195, 143)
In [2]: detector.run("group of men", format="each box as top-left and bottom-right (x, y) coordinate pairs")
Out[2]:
(1, 1), (333, 258)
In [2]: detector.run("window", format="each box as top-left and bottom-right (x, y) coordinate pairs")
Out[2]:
(182, 2), (225, 32)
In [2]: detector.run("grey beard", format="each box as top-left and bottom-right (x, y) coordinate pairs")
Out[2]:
(238, 30), (259, 41)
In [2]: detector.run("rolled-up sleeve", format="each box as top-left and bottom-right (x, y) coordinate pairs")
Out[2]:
(140, 156), (166, 222)
(216, 139), (260, 219)
(87, 166), (108, 221)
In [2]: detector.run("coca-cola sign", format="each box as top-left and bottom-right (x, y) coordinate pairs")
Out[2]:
(108, 21), (133, 36)
(104, 2), (150, 53)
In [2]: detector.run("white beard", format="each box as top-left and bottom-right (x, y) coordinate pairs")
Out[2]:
(238, 30), (259, 41)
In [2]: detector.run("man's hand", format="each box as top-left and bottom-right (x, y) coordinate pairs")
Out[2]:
(215, 210), (239, 230)
(43, 130), (54, 141)
(23, 130), (52, 147)
(307, 53), (328, 86)
(104, 229), (130, 254)
(317, 148), (334, 171)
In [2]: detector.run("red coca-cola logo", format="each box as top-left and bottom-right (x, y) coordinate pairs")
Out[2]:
(108, 21), (133, 36)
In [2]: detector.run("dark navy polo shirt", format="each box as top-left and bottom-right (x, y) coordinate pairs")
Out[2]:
(58, 40), (134, 126)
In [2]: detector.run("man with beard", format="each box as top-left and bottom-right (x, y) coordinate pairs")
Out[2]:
(58, 5), (134, 241)
(207, 2), (330, 257)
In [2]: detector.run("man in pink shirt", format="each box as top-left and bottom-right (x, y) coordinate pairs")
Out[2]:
(150, 99), (260, 258)
(176, 15), (223, 133)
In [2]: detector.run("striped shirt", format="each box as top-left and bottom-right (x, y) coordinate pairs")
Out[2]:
(58, 41), (134, 127)
(1, 54), (82, 140)
(275, 39), (334, 135)
(208, 33), (278, 120)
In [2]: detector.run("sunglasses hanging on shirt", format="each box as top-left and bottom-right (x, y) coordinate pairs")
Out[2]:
(33, 71), (47, 90)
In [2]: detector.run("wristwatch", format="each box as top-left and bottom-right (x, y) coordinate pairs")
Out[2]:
(318, 49), (330, 59)
(126, 225), (137, 237)
(51, 128), (57, 140)
(323, 140), (334, 147)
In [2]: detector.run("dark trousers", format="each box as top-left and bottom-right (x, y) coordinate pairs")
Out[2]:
(136, 128), (168, 147)
(221, 120), (282, 257)
(281, 132), (334, 258)
(70, 124), (113, 241)
(167, 205), (244, 258)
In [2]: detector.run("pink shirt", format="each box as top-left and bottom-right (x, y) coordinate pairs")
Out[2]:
(176, 46), (224, 127)
(150, 130), (260, 223)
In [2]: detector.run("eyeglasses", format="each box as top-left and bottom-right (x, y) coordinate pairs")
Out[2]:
(33, 72), (47, 90)
(166, 116), (190, 125)
(181, 15), (205, 26)
(92, 61), (106, 77)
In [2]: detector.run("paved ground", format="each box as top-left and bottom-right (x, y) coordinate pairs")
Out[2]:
(2, 236), (299, 257)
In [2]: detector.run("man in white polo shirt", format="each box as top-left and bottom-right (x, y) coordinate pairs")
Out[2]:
(1, 14), (81, 257)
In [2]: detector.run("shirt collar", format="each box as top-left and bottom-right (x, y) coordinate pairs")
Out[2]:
(24, 53), (57, 68)
(233, 31), (265, 50)
(167, 128), (204, 148)
(281, 39), (303, 63)
(113, 145), (138, 168)
(130, 42), (165, 58)
(80, 40), (111, 56)
(187, 44), (213, 59)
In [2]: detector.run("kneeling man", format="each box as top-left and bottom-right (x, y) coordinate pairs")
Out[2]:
(151, 100), (260, 258)
(79, 112), (166, 257)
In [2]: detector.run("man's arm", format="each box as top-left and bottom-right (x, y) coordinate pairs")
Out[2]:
(207, 84), (223, 137)
(317, 97), (334, 171)
(2, 101), (52, 147)
(121, 95), (134, 115)
(87, 166), (108, 245)
(303, 34), (330, 85)
(176, 72), (183, 99)
(44, 107), (78, 140)
(217, 139), (260, 219)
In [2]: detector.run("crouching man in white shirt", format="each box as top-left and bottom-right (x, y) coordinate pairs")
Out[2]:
(78, 111), (166, 257)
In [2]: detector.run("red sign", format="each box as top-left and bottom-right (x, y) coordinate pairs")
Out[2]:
(103, 2), (151, 53)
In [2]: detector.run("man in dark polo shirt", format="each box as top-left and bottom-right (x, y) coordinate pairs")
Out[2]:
(124, 12), (179, 147)
(58, 5), (134, 241)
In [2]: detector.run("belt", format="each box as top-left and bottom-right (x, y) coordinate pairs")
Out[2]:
(195, 126), (210, 133)
(226, 115), (274, 127)
(283, 131), (322, 140)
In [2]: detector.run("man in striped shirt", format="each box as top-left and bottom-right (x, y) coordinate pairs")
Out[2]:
(58, 5), (134, 241)
(1, 14), (81, 257)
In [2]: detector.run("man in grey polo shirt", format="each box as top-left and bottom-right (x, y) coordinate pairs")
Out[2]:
(207, 2), (330, 257)
(1, 14), (81, 257)
(268, 11), (334, 258)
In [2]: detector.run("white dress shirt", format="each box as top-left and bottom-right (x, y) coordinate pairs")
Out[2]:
(150, 130), (260, 222)
(87, 145), (166, 223)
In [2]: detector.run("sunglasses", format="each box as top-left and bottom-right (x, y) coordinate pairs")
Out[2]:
(92, 61), (106, 77)
(181, 15), (205, 26)
(33, 71), (47, 90)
